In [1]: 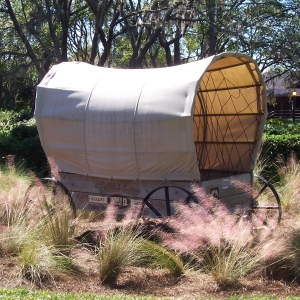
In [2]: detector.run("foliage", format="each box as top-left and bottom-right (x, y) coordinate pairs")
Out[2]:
(2, 157), (300, 292)
(258, 119), (300, 180)
(0, 288), (170, 300)
(96, 205), (145, 284)
(264, 119), (300, 135)
(138, 240), (185, 277)
(0, 109), (48, 176)
(0, 220), (29, 257)
(252, 152), (300, 281)
(39, 198), (76, 256)
(262, 134), (300, 162)
(243, 120), (300, 184)
(290, 222), (300, 280)
(274, 154), (300, 213)
(96, 204), (185, 284)
(0, 164), (31, 256)
(1, 0), (300, 110)
(197, 240), (261, 287)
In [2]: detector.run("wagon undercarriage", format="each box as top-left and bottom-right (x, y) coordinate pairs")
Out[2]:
(25, 172), (282, 223)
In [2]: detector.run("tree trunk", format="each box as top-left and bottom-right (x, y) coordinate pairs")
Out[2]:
(207, 0), (216, 56)
(173, 32), (181, 65)
(89, 33), (99, 65)
(60, 0), (71, 62)
(0, 74), (3, 108)
(159, 35), (172, 66)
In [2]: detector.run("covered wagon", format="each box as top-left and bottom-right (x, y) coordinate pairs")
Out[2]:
(30, 52), (281, 220)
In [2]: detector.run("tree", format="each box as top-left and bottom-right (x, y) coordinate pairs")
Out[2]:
(0, 0), (88, 108)
(1, 0), (300, 109)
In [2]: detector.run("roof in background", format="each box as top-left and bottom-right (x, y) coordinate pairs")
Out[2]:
(266, 75), (300, 97)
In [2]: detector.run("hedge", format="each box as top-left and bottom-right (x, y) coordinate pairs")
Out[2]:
(262, 134), (300, 162)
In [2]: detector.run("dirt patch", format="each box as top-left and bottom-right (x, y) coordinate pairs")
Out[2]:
(1, 249), (300, 299)
(0, 220), (300, 299)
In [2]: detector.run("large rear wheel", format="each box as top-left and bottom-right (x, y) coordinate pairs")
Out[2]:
(252, 174), (281, 224)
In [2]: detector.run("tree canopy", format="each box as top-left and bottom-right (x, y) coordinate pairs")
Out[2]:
(0, 0), (300, 109)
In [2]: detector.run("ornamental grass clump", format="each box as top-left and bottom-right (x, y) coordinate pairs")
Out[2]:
(15, 188), (79, 283)
(18, 241), (78, 285)
(22, 176), (77, 256)
(0, 218), (30, 257)
(97, 205), (145, 284)
(0, 162), (30, 227)
(97, 204), (186, 284)
(98, 226), (145, 284)
(159, 185), (286, 287)
(0, 163), (79, 284)
(0, 164), (32, 256)
(18, 242), (57, 284)
(276, 153), (300, 214)
(39, 198), (76, 256)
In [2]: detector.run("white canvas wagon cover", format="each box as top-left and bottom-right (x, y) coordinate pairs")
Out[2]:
(35, 52), (267, 182)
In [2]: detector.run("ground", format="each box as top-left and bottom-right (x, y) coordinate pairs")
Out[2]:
(1, 254), (300, 299)
(1, 220), (300, 299)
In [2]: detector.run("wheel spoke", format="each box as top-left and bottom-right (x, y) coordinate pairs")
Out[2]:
(184, 194), (192, 204)
(143, 198), (162, 217)
(143, 186), (194, 217)
(164, 187), (171, 216)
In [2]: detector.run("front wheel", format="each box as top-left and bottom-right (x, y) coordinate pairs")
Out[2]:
(24, 177), (76, 218)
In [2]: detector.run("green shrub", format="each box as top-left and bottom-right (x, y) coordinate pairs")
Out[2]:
(262, 119), (300, 169)
(264, 119), (300, 135)
(0, 110), (48, 176)
(262, 134), (300, 162)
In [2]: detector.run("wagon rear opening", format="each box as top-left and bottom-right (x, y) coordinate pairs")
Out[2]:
(194, 55), (265, 181)
(32, 52), (280, 219)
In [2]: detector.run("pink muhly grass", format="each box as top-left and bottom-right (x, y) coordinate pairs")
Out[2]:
(162, 184), (251, 253)
(100, 204), (142, 234)
(47, 157), (61, 181)
(231, 179), (253, 199)
(120, 205), (142, 227)
(158, 183), (293, 286)
(161, 184), (273, 255)
(100, 204), (118, 230)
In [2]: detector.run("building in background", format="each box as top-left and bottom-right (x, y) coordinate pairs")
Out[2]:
(266, 76), (300, 121)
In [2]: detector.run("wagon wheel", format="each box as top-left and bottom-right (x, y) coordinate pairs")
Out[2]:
(251, 174), (282, 224)
(24, 177), (76, 218)
(142, 186), (195, 217)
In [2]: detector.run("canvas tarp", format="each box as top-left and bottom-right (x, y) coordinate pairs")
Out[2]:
(35, 52), (266, 181)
